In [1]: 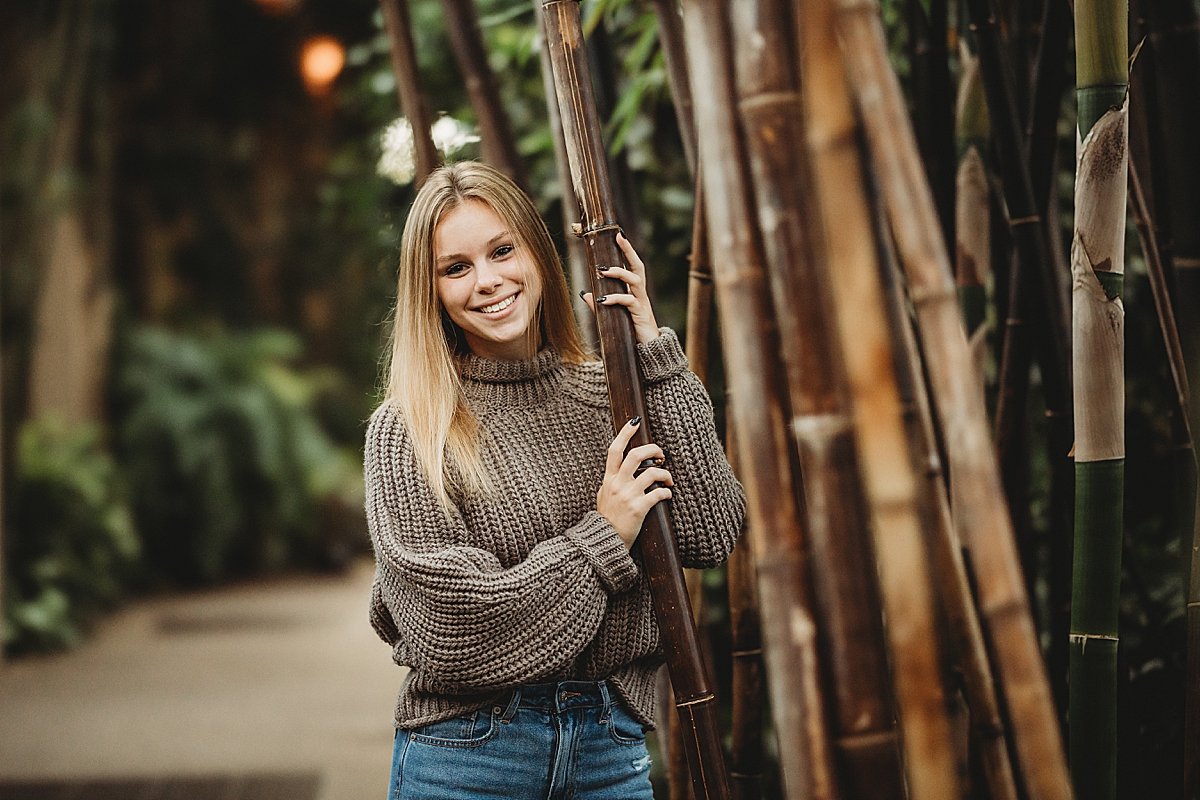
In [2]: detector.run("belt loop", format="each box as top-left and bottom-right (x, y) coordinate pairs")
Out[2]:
(500, 687), (522, 722)
(598, 680), (612, 723)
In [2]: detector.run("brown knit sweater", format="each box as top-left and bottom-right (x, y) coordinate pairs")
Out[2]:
(365, 328), (745, 730)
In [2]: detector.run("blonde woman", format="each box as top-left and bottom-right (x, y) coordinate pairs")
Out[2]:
(366, 161), (745, 799)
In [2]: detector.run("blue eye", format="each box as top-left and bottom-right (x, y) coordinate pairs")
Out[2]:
(445, 262), (469, 276)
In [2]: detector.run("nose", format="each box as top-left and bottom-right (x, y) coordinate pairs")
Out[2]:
(474, 260), (503, 292)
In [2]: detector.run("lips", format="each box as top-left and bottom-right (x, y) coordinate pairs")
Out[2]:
(474, 291), (519, 315)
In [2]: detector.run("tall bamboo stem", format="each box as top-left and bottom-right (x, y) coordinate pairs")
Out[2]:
(541, 5), (729, 797)
(439, 0), (526, 186)
(652, 0), (697, 176)
(908, 0), (956, 262)
(831, 1), (1073, 796)
(876, 180), (1021, 800)
(1068, 4), (1128, 797)
(733, 1), (904, 795)
(533, 3), (595, 349)
(799, 1), (962, 797)
(683, 1), (838, 796)
(378, 0), (438, 182)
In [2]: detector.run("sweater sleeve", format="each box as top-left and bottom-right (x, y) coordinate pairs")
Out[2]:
(364, 402), (639, 692)
(636, 327), (747, 568)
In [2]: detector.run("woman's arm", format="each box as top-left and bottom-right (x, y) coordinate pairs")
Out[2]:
(365, 403), (638, 692)
(637, 328), (747, 569)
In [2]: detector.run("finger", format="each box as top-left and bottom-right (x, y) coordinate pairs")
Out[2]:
(606, 416), (642, 473)
(597, 265), (642, 289)
(621, 443), (665, 476)
(596, 293), (636, 308)
(579, 290), (596, 315)
(639, 486), (672, 510)
(633, 467), (673, 493)
(616, 233), (645, 275)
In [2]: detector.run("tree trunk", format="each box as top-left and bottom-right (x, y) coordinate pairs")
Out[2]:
(379, 0), (438, 181)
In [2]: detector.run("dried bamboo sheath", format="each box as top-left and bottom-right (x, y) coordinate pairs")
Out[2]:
(540, 4), (729, 797)
(682, 0), (838, 796)
(830, 1), (1073, 797)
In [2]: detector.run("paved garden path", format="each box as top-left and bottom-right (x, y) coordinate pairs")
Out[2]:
(0, 560), (403, 800)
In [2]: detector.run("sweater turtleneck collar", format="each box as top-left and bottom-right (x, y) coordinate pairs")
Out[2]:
(458, 347), (567, 406)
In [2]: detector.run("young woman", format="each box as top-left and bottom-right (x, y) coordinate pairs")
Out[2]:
(366, 161), (745, 799)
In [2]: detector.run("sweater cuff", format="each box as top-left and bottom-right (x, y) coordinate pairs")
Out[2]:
(565, 511), (640, 593)
(636, 327), (688, 384)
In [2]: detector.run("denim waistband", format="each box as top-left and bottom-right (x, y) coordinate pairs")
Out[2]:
(502, 680), (614, 717)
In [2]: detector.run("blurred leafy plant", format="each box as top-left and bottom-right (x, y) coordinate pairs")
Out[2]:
(4, 420), (139, 654)
(111, 324), (359, 586)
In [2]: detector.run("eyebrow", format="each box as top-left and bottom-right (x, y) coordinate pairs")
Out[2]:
(436, 231), (512, 265)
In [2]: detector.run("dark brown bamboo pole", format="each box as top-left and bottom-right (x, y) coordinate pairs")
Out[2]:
(379, 0), (438, 182)
(831, 1), (1074, 797)
(908, 0), (956, 262)
(540, 4), (729, 797)
(732, 2), (904, 796)
(798, 2), (962, 797)
(532, 2), (596, 349)
(682, 1), (838, 796)
(685, 179), (713, 385)
(876, 187), (1021, 800)
(652, 0), (697, 176)
(438, 0), (526, 186)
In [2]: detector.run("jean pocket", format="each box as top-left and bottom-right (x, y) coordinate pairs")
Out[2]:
(409, 708), (497, 749)
(607, 704), (648, 745)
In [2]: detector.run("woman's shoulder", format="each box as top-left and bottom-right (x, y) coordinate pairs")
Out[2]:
(366, 399), (413, 452)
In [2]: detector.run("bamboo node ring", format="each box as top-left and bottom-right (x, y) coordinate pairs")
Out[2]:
(580, 222), (623, 238)
(675, 693), (716, 708)
(1174, 256), (1200, 271)
(731, 647), (764, 657)
(1008, 214), (1041, 228)
(1068, 632), (1118, 653)
(687, 269), (714, 283)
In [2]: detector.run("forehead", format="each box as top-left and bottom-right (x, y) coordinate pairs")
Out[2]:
(434, 199), (508, 256)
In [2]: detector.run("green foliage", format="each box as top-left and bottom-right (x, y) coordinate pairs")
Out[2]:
(111, 324), (360, 586)
(4, 420), (139, 653)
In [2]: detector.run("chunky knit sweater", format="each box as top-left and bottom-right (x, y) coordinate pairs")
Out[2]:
(365, 328), (745, 730)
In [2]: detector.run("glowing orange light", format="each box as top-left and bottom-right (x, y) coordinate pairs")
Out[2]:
(301, 36), (345, 95)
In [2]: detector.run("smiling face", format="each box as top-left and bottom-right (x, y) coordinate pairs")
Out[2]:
(433, 199), (544, 361)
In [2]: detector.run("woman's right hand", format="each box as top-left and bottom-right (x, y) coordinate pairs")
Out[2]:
(596, 416), (674, 550)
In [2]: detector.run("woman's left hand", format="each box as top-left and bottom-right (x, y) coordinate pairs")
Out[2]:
(581, 233), (661, 345)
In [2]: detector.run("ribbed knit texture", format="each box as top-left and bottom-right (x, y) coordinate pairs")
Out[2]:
(365, 328), (745, 729)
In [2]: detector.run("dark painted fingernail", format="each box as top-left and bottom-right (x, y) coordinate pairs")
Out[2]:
(628, 416), (641, 427)
(598, 266), (613, 272)
(597, 295), (608, 303)
(578, 290), (586, 300)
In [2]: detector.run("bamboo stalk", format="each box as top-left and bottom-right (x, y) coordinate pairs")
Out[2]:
(877, 184), (1021, 800)
(1068, 3), (1128, 794)
(378, 0), (438, 182)
(438, 0), (526, 186)
(682, 1), (838, 796)
(685, 179), (713, 385)
(732, 1), (905, 796)
(954, 46), (991, 373)
(831, 1), (1074, 796)
(725, 418), (765, 800)
(799, 2), (963, 797)
(541, 4), (730, 796)
(908, 0), (956, 262)
(533, 3), (595, 349)
(652, 0), (697, 176)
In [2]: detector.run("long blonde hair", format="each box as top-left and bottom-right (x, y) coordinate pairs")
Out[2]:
(384, 161), (590, 508)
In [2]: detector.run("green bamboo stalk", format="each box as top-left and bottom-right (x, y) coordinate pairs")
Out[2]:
(1069, 5), (1128, 797)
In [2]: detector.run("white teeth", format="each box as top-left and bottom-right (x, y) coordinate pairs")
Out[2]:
(479, 295), (516, 314)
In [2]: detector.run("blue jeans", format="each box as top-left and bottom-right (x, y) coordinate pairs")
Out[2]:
(388, 680), (655, 799)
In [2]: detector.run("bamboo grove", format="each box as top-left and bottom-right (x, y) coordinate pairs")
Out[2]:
(378, 0), (1200, 797)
